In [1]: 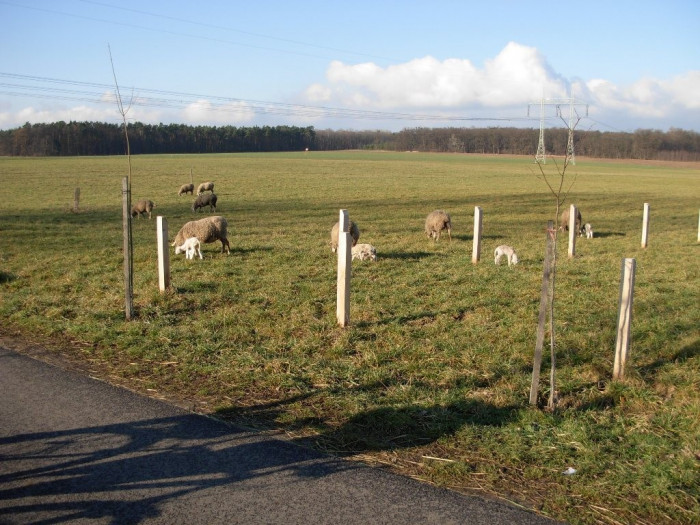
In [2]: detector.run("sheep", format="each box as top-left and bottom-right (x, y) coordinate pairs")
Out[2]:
(174, 237), (203, 260)
(425, 210), (452, 241)
(178, 183), (194, 196)
(494, 245), (519, 266)
(131, 199), (155, 219)
(584, 223), (594, 239)
(352, 243), (377, 262)
(172, 216), (230, 254)
(559, 208), (584, 236)
(330, 221), (360, 252)
(192, 193), (217, 213)
(197, 181), (215, 195)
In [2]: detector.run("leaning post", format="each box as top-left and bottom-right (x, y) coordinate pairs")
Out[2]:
(157, 216), (171, 292)
(530, 220), (555, 405)
(641, 203), (650, 248)
(336, 209), (352, 327)
(613, 258), (636, 380)
(567, 204), (578, 258)
(472, 206), (483, 264)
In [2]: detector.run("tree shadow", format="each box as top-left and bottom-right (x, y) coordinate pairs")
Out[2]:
(0, 414), (356, 524)
(0, 271), (17, 284)
(379, 251), (435, 260)
(637, 339), (699, 377)
(594, 231), (626, 238)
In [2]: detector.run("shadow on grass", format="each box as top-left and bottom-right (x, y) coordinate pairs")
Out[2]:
(452, 234), (503, 242)
(638, 339), (699, 377)
(0, 271), (17, 284)
(217, 383), (517, 455)
(379, 251), (435, 260)
(594, 231), (626, 238)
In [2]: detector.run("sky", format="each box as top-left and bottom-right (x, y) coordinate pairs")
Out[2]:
(1, 0), (699, 133)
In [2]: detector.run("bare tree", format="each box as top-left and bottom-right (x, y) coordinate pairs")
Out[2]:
(531, 118), (580, 410)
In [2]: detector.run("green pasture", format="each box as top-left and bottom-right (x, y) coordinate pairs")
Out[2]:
(1, 152), (698, 524)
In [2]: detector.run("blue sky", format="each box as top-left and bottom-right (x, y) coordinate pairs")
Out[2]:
(1, 0), (699, 132)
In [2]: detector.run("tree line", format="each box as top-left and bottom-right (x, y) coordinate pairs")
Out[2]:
(1, 121), (699, 161)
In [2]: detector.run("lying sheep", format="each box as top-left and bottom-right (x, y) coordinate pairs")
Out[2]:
(330, 221), (360, 252)
(192, 193), (217, 213)
(178, 183), (194, 196)
(352, 243), (377, 262)
(425, 210), (452, 241)
(197, 181), (215, 195)
(172, 216), (230, 254)
(131, 199), (155, 219)
(174, 237), (202, 260)
(559, 208), (584, 236)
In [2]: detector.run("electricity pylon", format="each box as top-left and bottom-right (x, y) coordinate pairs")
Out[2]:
(528, 94), (588, 165)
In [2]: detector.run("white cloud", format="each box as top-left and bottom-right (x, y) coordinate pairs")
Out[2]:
(304, 42), (569, 110)
(182, 99), (256, 125)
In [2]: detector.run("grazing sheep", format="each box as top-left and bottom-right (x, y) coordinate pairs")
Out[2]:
(425, 210), (452, 241)
(494, 245), (519, 266)
(559, 208), (584, 236)
(330, 221), (360, 252)
(175, 237), (203, 260)
(131, 199), (155, 219)
(584, 223), (593, 239)
(197, 181), (215, 195)
(352, 243), (377, 262)
(178, 183), (194, 196)
(172, 216), (230, 254)
(192, 193), (217, 213)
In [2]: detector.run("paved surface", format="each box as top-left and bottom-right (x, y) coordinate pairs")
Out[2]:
(0, 346), (560, 524)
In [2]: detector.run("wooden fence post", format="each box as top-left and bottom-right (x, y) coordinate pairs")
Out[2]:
(73, 187), (80, 213)
(336, 209), (351, 327)
(568, 204), (577, 258)
(530, 221), (554, 405)
(157, 216), (171, 292)
(641, 203), (650, 248)
(122, 177), (134, 320)
(613, 258), (636, 380)
(472, 206), (483, 264)
(697, 209), (700, 243)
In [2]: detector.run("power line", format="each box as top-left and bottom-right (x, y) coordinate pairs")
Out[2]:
(0, 72), (548, 124)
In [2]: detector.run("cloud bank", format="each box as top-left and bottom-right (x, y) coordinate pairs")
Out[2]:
(1, 42), (698, 131)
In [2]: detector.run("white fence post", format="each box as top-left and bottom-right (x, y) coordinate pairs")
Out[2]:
(472, 206), (483, 264)
(568, 204), (578, 258)
(613, 258), (636, 380)
(157, 216), (171, 293)
(336, 209), (351, 327)
(641, 203), (650, 248)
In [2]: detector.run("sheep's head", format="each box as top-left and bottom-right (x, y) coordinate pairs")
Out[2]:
(174, 244), (185, 254)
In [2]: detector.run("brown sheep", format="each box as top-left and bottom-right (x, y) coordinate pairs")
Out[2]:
(559, 208), (584, 236)
(330, 221), (360, 252)
(131, 199), (155, 219)
(172, 216), (230, 254)
(425, 210), (452, 241)
(178, 183), (194, 196)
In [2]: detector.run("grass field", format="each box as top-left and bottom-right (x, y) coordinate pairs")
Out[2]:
(1, 151), (698, 524)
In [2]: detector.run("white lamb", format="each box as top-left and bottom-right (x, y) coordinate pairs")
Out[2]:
(584, 223), (594, 239)
(175, 237), (203, 260)
(351, 243), (377, 262)
(494, 245), (519, 266)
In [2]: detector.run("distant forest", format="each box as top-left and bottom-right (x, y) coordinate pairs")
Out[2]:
(1, 121), (699, 161)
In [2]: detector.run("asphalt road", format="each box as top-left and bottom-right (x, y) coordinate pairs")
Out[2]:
(0, 346), (560, 524)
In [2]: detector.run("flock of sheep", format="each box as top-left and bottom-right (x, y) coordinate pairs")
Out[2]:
(133, 180), (592, 265)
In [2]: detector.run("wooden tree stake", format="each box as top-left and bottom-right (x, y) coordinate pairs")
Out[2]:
(73, 187), (80, 213)
(157, 216), (171, 292)
(613, 258), (636, 380)
(122, 177), (134, 320)
(336, 210), (351, 327)
(568, 204), (578, 258)
(530, 221), (554, 405)
(472, 206), (483, 264)
(641, 203), (650, 248)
